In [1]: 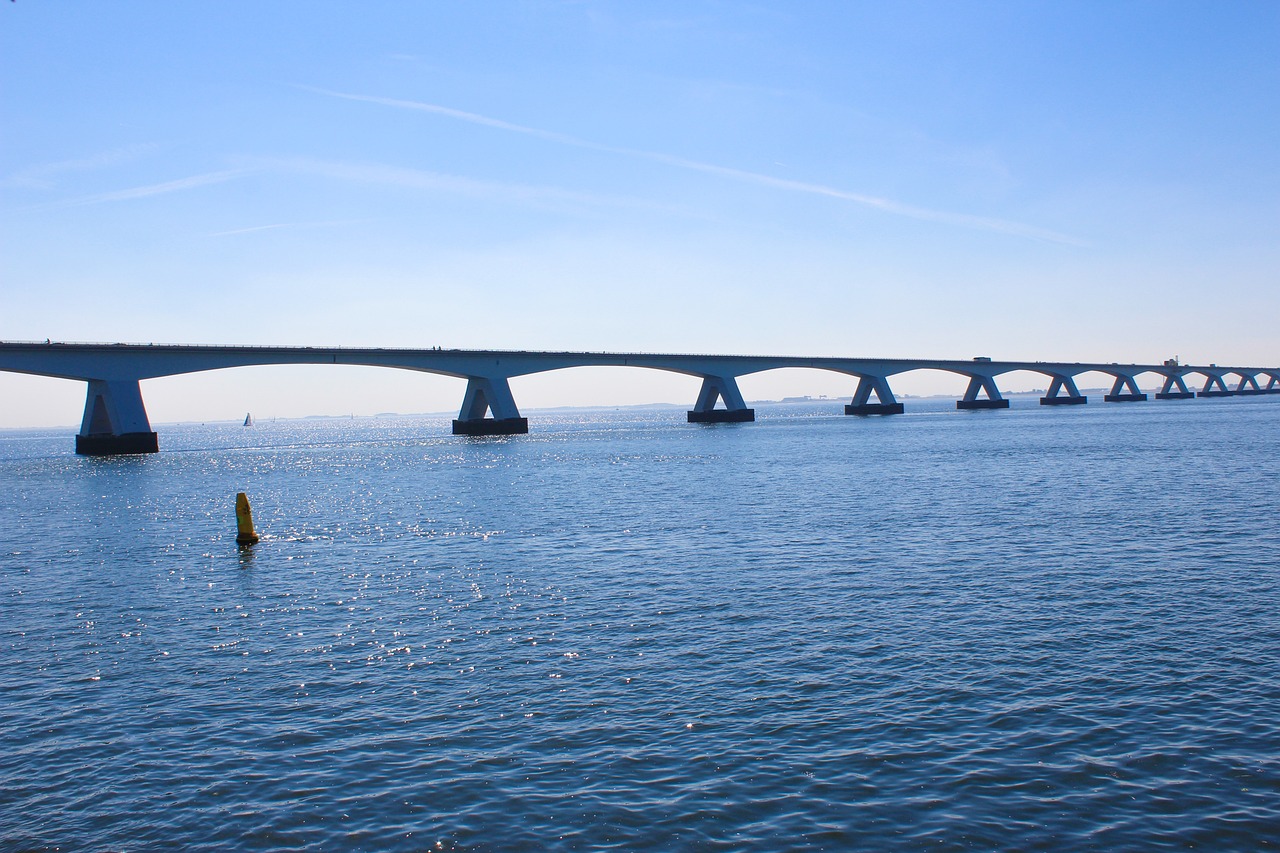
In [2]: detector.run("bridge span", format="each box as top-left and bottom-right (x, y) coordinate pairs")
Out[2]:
(1, 341), (1277, 455)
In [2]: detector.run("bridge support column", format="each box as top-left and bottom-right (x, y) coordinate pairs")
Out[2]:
(1104, 375), (1147, 402)
(1156, 374), (1194, 400)
(1040, 375), (1087, 406)
(845, 376), (904, 415)
(453, 376), (528, 436)
(75, 379), (158, 456)
(1265, 375), (1280, 394)
(1235, 375), (1265, 396)
(687, 376), (754, 423)
(957, 375), (1009, 410)
(1197, 375), (1235, 398)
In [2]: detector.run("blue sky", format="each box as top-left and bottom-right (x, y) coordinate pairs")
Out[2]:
(2, 1), (1277, 426)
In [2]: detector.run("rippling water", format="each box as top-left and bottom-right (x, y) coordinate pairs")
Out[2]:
(2, 397), (1279, 850)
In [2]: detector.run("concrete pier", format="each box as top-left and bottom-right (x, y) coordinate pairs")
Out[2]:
(1039, 375), (1087, 406)
(844, 376), (903, 416)
(845, 402), (905, 415)
(688, 409), (755, 423)
(1158, 372), (1193, 398)
(75, 379), (158, 455)
(452, 417), (529, 436)
(74, 432), (159, 455)
(452, 376), (527, 436)
(957, 373), (1008, 410)
(1104, 375), (1147, 403)
(1199, 374), (1234, 396)
(687, 375), (753, 424)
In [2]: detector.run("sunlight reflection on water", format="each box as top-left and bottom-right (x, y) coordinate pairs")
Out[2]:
(1, 399), (1279, 849)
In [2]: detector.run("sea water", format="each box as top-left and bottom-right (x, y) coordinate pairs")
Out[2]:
(2, 397), (1278, 850)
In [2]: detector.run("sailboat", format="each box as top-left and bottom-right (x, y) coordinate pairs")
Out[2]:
(243, 413), (254, 427)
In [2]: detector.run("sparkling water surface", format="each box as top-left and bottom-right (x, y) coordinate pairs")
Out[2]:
(2, 398), (1279, 850)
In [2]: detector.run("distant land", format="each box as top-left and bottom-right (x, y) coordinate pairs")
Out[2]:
(0, 388), (1175, 431)
(197, 388), (1166, 425)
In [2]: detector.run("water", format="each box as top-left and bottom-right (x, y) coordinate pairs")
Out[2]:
(2, 397), (1278, 850)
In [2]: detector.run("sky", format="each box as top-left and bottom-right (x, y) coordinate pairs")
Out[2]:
(2, 1), (1277, 427)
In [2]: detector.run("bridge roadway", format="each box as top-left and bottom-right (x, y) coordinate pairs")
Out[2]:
(1, 341), (1277, 455)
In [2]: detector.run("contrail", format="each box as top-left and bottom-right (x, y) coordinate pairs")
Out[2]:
(307, 86), (1085, 245)
(4, 143), (161, 190)
(59, 169), (252, 206)
(266, 156), (654, 210)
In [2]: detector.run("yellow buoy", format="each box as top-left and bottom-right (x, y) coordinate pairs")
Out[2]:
(235, 492), (260, 545)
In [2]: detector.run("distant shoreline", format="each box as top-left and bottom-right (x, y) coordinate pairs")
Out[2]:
(0, 387), (1173, 432)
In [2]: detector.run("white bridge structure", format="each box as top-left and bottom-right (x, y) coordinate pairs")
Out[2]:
(1, 341), (1277, 455)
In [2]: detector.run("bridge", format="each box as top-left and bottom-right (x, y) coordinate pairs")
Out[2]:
(1, 341), (1277, 455)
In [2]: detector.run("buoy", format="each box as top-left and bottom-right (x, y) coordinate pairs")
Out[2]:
(235, 492), (260, 545)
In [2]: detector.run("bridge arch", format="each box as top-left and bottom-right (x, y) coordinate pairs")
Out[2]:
(141, 363), (470, 423)
(506, 365), (703, 413)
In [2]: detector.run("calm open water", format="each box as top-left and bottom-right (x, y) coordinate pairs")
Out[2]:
(2, 397), (1278, 851)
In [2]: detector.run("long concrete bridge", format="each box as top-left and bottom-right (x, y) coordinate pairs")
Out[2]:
(1, 341), (1277, 455)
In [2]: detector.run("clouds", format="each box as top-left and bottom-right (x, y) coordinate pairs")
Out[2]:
(309, 87), (1084, 245)
(2, 143), (160, 190)
(58, 169), (254, 207)
(304, 87), (587, 148)
(265, 156), (613, 208)
(7, 88), (1079, 246)
(24, 154), (673, 222)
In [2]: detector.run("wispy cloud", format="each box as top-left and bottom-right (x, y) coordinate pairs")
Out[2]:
(3, 143), (161, 190)
(302, 87), (588, 148)
(264, 156), (674, 213)
(56, 169), (253, 207)
(31, 154), (681, 218)
(209, 219), (365, 238)
(209, 222), (299, 238)
(619, 152), (1081, 244)
(308, 86), (1084, 245)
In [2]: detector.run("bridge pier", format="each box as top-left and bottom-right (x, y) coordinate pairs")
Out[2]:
(1104, 375), (1147, 402)
(957, 375), (1009, 410)
(1234, 374), (1264, 396)
(1156, 374), (1194, 399)
(1197, 374), (1234, 398)
(75, 379), (158, 455)
(845, 375), (904, 415)
(687, 375), (754, 423)
(452, 376), (528, 436)
(1040, 375), (1087, 406)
